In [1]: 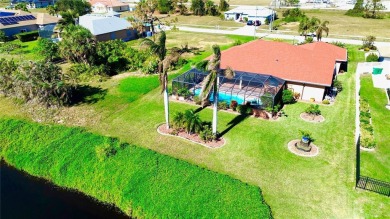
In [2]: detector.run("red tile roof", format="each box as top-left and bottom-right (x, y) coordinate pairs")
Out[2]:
(218, 40), (347, 86)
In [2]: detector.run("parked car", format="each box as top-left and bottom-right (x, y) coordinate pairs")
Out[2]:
(300, 32), (316, 37)
(247, 20), (253, 26)
(254, 20), (261, 26)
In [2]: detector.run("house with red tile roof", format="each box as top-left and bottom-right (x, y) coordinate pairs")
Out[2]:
(89, 0), (130, 13)
(218, 40), (347, 102)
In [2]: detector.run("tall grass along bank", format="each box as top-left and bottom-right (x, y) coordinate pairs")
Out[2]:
(0, 119), (271, 218)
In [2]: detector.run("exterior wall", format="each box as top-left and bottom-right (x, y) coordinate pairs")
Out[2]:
(92, 3), (108, 13)
(95, 29), (137, 42)
(1, 24), (38, 37)
(287, 82), (326, 102)
(111, 5), (130, 12)
(224, 13), (268, 23)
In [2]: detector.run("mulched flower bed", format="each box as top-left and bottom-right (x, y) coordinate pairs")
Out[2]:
(287, 140), (319, 157)
(300, 113), (325, 123)
(157, 124), (225, 148)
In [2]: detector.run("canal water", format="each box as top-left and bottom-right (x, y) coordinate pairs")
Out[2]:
(0, 161), (129, 219)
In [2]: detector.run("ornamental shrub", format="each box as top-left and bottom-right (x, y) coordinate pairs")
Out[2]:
(282, 89), (295, 104)
(366, 53), (379, 62)
(322, 99), (330, 105)
(15, 30), (39, 42)
(305, 104), (321, 115)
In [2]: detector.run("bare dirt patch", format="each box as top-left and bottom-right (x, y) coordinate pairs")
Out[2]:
(300, 113), (325, 123)
(157, 124), (225, 149)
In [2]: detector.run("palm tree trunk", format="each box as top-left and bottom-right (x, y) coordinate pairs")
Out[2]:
(212, 76), (218, 135)
(163, 74), (170, 129)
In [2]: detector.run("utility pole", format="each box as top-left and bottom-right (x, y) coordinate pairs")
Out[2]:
(254, 6), (257, 39)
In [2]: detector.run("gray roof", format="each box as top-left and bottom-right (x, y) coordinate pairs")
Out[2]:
(79, 14), (131, 35)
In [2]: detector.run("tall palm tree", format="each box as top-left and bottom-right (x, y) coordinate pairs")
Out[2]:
(57, 10), (79, 32)
(198, 45), (234, 135)
(315, 20), (329, 42)
(298, 16), (320, 39)
(141, 31), (170, 128)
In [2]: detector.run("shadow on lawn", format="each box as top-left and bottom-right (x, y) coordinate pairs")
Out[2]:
(69, 85), (107, 106)
(219, 114), (249, 137)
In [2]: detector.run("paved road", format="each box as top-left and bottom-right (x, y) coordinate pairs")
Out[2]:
(173, 25), (390, 47)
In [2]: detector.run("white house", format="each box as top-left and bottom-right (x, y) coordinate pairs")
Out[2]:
(224, 6), (276, 23)
(89, 0), (130, 13)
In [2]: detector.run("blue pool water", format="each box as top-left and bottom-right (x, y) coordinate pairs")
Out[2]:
(0, 12), (15, 17)
(194, 89), (261, 105)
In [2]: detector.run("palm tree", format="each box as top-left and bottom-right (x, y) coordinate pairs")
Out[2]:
(141, 31), (170, 128)
(57, 10), (79, 32)
(298, 16), (320, 39)
(315, 20), (329, 42)
(198, 45), (235, 135)
(184, 109), (202, 134)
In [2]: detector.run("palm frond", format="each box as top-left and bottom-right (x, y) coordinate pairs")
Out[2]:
(223, 67), (235, 79)
(196, 60), (209, 71)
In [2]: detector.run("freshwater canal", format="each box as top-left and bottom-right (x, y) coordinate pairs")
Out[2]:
(1, 161), (129, 219)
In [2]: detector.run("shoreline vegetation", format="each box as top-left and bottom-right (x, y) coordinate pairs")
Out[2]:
(0, 118), (272, 218)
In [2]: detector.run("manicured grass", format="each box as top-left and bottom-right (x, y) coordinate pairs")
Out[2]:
(0, 119), (271, 218)
(359, 75), (390, 182)
(0, 40), (42, 61)
(0, 34), (389, 218)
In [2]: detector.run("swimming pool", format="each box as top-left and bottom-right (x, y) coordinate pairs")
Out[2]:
(0, 12), (15, 17)
(194, 88), (261, 105)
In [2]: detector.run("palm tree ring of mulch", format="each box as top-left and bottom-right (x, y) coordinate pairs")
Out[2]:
(287, 140), (319, 157)
(157, 124), (225, 149)
(300, 113), (325, 123)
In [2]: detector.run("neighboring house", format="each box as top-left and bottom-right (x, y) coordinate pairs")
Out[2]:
(11, 0), (57, 8)
(89, 0), (130, 13)
(217, 40), (348, 102)
(0, 12), (60, 38)
(78, 14), (136, 42)
(224, 6), (276, 23)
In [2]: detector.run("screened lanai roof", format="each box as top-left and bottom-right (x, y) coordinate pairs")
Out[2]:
(172, 68), (285, 107)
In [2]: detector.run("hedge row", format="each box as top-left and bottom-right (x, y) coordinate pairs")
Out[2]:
(0, 119), (271, 219)
(359, 98), (376, 148)
(15, 30), (39, 42)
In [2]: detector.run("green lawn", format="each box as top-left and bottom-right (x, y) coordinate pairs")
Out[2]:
(0, 119), (271, 218)
(0, 34), (389, 218)
(0, 40), (42, 61)
(359, 75), (390, 182)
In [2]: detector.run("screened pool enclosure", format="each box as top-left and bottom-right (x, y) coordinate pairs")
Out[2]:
(172, 68), (286, 108)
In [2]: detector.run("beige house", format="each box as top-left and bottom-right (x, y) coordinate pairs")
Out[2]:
(89, 0), (130, 13)
(218, 40), (348, 102)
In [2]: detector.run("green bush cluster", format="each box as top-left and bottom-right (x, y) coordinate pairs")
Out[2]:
(282, 89), (295, 104)
(236, 104), (252, 115)
(366, 53), (379, 62)
(217, 101), (228, 110)
(331, 41), (346, 48)
(359, 98), (376, 148)
(172, 110), (215, 141)
(15, 30), (39, 42)
(305, 104), (321, 116)
(282, 8), (306, 22)
(0, 119), (271, 218)
(322, 99), (330, 105)
(333, 79), (343, 92)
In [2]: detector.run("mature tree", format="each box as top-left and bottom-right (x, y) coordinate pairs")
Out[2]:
(36, 38), (59, 61)
(14, 3), (29, 12)
(205, 0), (219, 16)
(13, 61), (71, 107)
(158, 0), (173, 14)
(0, 58), (17, 96)
(197, 45), (234, 135)
(173, 0), (188, 14)
(364, 0), (386, 18)
(298, 16), (320, 39)
(59, 25), (96, 65)
(191, 0), (205, 16)
(315, 20), (329, 41)
(55, 0), (91, 16)
(57, 10), (79, 32)
(135, 0), (160, 33)
(96, 39), (127, 75)
(141, 31), (171, 128)
(218, 0), (229, 12)
(345, 0), (364, 17)
(46, 5), (59, 16)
